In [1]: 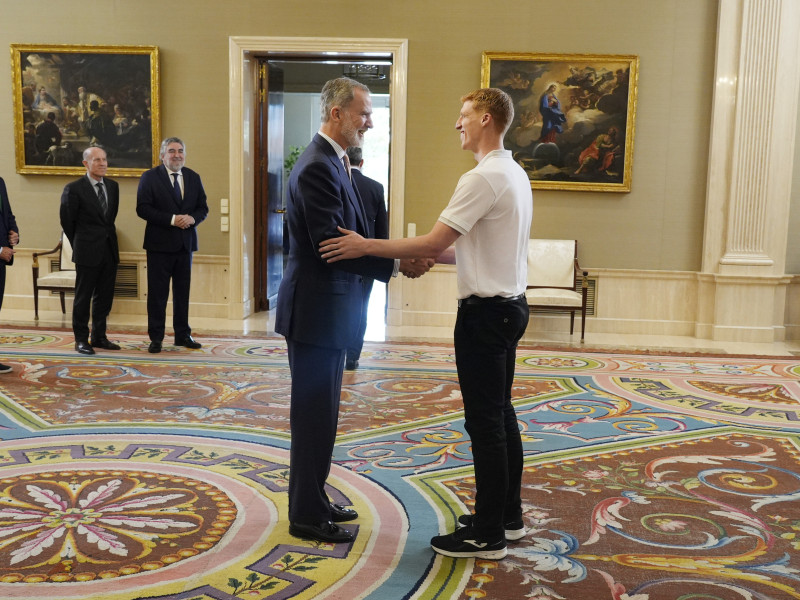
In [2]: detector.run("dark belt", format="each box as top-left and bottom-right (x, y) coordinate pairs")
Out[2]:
(457, 293), (526, 308)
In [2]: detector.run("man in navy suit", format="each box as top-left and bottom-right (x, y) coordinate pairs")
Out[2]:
(0, 177), (19, 372)
(60, 147), (120, 355)
(344, 146), (387, 370)
(276, 77), (432, 544)
(136, 137), (208, 354)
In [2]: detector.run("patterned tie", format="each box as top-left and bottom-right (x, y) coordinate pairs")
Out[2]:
(342, 153), (351, 180)
(172, 172), (182, 201)
(96, 182), (107, 215)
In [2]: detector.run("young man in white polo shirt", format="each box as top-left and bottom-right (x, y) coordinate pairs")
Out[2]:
(320, 87), (533, 559)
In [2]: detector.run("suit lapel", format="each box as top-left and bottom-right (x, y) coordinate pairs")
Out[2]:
(158, 165), (183, 211)
(81, 176), (106, 222)
(317, 141), (368, 234)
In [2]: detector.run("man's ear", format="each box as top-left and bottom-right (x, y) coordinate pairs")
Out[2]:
(481, 113), (492, 126)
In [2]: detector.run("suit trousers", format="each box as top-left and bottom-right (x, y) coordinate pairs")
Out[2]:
(146, 250), (193, 342)
(0, 262), (6, 310)
(454, 296), (529, 539)
(347, 277), (374, 363)
(286, 338), (346, 524)
(73, 245), (117, 343)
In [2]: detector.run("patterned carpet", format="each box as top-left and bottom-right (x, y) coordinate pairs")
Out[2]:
(0, 329), (798, 599)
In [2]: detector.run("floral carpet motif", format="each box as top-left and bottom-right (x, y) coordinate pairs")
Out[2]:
(0, 329), (798, 599)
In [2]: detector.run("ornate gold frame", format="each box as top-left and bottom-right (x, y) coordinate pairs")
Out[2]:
(482, 52), (638, 192)
(10, 44), (160, 177)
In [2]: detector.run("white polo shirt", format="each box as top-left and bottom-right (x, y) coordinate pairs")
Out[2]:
(438, 149), (533, 300)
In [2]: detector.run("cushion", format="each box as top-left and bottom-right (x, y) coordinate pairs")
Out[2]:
(59, 234), (75, 271)
(526, 288), (582, 307)
(527, 239), (575, 288)
(37, 271), (76, 288)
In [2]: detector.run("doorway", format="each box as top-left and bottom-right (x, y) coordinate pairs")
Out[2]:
(227, 37), (409, 325)
(253, 57), (392, 325)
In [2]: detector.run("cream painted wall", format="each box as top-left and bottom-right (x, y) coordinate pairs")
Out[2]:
(1, 0), (716, 273)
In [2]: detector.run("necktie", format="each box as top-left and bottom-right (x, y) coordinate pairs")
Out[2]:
(172, 172), (182, 201)
(96, 182), (107, 215)
(342, 154), (351, 180)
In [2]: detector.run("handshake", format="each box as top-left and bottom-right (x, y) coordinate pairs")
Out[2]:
(399, 258), (436, 279)
(320, 227), (437, 280)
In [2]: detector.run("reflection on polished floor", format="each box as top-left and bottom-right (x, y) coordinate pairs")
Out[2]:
(7, 297), (800, 358)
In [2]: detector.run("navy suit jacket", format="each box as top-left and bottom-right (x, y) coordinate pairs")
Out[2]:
(136, 164), (208, 253)
(59, 175), (119, 267)
(352, 169), (387, 240)
(275, 134), (394, 349)
(0, 178), (19, 268)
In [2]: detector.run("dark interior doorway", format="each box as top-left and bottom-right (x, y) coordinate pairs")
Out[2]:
(253, 57), (392, 312)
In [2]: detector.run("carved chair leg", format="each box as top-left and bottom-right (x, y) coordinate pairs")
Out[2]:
(569, 311), (575, 335)
(34, 287), (39, 320)
(580, 309), (586, 343)
(59, 292), (66, 314)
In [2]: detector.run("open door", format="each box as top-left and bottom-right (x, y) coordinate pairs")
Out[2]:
(254, 60), (284, 310)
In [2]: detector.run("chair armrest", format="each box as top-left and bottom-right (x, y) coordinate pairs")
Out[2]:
(574, 258), (589, 295)
(32, 242), (62, 269)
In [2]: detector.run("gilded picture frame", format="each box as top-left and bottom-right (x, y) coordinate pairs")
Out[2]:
(10, 44), (160, 177)
(482, 52), (638, 192)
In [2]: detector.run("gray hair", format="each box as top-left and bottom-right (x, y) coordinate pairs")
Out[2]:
(160, 137), (185, 157)
(345, 145), (363, 164)
(320, 77), (369, 123)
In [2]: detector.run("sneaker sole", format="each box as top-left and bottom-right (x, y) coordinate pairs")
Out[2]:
(431, 544), (507, 560)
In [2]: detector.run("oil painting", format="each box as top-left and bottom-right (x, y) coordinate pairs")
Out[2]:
(10, 44), (160, 177)
(482, 52), (638, 192)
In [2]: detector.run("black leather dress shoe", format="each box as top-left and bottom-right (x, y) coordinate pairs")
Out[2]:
(91, 339), (121, 350)
(289, 520), (354, 543)
(175, 335), (202, 349)
(148, 341), (162, 354)
(330, 503), (358, 522)
(75, 342), (95, 355)
(345, 359), (358, 370)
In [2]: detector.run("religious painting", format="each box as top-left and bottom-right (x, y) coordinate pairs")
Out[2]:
(10, 44), (160, 177)
(482, 52), (638, 192)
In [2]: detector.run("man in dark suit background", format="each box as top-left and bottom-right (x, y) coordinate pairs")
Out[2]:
(0, 177), (19, 373)
(275, 77), (432, 544)
(136, 137), (208, 354)
(59, 146), (120, 355)
(344, 145), (388, 371)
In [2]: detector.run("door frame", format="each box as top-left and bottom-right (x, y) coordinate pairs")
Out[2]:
(228, 36), (409, 321)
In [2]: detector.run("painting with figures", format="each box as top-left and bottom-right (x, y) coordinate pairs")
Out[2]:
(10, 44), (160, 177)
(482, 52), (638, 192)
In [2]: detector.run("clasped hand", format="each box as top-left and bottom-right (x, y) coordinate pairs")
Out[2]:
(319, 227), (434, 279)
(174, 214), (195, 229)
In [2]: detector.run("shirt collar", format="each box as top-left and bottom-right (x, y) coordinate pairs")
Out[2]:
(86, 173), (103, 186)
(318, 130), (346, 160)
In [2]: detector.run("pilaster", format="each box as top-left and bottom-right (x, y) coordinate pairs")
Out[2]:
(697, 0), (800, 342)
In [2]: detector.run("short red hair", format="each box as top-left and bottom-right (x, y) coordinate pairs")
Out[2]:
(460, 88), (514, 135)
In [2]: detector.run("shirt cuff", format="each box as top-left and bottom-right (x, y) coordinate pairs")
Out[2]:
(170, 215), (176, 226)
(392, 259), (399, 277)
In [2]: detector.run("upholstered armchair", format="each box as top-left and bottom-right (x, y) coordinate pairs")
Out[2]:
(32, 233), (76, 319)
(525, 239), (588, 342)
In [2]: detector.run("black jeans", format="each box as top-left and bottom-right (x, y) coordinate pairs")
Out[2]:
(454, 296), (529, 538)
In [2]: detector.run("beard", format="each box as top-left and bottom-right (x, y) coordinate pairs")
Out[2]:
(341, 121), (363, 148)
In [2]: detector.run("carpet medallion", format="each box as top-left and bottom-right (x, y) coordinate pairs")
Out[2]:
(0, 330), (798, 599)
(0, 433), (404, 599)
